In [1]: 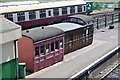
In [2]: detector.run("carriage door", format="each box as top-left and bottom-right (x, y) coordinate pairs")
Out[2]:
(46, 9), (53, 18)
(39, 44), (46, 69)
(83, 27), (89, 46)
(45, 42), (55, 67)
(83, 28), (86, 46)
(68, 32), (73, 52)
(34, 46), (40, 72)
(86, 27), (89, 46)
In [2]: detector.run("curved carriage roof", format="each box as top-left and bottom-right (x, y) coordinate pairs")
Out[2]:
(47, 23), (84, 32)
(0, 0), (85, 13)
(22, 27), (64, 43)
(68, 15), (94, 23)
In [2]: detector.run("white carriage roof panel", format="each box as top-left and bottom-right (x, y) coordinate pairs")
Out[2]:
(0, 0), (86, 13)
(47, 22), (84, 32)
(0, 17), (21, 44)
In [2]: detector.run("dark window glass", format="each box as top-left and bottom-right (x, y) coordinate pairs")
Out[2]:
(70, 6), (75, 14)
(51, 42), (54, 51)
(78, 19), (85, 25)
(60, 40), (63, 48)
(84, 5), (86, 12)
(48, 10), (51, 16)
(46, 44), (49, 54)
(53, 8), (59, 16)
(35, 47), (39, 56)
(40, 10), (46, 18)
(40, 45), (45, 55)
(62, 7), (67, 15)
(78, 5), (82, 12)
(55, 41), (59, 50)
(17, 12), (25, 21)
(29, 11), (36, 20)
(83, 28), (86, 36)
(4, 13), (13, 21)
(70, 18), (77, 22)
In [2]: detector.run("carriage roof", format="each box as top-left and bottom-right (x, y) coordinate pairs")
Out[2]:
(0, 0), (86, 14)
(47, 22), (84, 32)
(68, 14), (94, 23)
(22, 27), (64, 43)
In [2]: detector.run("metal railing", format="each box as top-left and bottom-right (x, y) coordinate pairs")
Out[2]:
(92, 12), (120, 29)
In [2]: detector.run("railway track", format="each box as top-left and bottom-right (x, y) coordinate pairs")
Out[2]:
(69, 46), (120, 80)
(101, 63), (120, 79)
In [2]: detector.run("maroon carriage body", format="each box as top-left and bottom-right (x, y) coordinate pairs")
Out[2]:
(18, 27), (64, 72)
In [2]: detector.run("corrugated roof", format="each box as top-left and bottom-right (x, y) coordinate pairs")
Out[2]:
(47, 23), (84, 32)
(69, 15), (94, 23)
(0, 0), (86, 13)
(0, 17), (21, 33)
(22, 27), (64, 43)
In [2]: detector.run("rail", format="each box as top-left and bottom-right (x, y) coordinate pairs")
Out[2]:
(100, 63), (120, 80)
(69, 46), (120, 80)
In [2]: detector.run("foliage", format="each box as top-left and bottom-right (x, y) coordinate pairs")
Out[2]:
(93, 2), (118, 10)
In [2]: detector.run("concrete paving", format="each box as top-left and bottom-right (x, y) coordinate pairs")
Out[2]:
(26, 23), (119, 78)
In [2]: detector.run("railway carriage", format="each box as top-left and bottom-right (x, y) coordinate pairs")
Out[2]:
(63, 14), (94, 25)
(18, 27), (64, 72)
(48, 22), (94, 54)
(0, 0), (93, 29)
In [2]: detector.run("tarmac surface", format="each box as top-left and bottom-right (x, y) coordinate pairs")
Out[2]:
(26, 23), (119, 78)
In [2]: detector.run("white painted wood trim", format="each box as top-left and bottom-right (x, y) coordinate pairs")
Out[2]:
(75, 6), (78, 13)
(82, 5), (86, 12)
(25, 12), (29, 21)
(67, 7), (70, 14)
(36, 11), (40, 19)
(59, 8), (62, 16)
(13, 13), (18, 22)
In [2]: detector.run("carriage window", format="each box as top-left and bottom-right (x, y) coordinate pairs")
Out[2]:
(46, 44), (49, 54)
(83, 28), (86, 36)
(86, 28), (89, 35)
(51, 42), (54, 51)
(78, 5), (82, 12)
(60, 40), (63, 48)
(70, 18), (77, 22)
(17, 12), (25, 21)
(40, 45), (45, 55)
(53, 8), (59, 16)
(4, 13), (13, 21)
(29, 11), (36, 20)
(78, 19), (85, 25)
(48, 10), (51, 17)
(35, 47), (39, 56)
(70, 6), (75, 14)
(55, 41), (59, 50)
(40, 10), (46, 18)
(83, 5), (86, 12)
(62, 7), (67, 15)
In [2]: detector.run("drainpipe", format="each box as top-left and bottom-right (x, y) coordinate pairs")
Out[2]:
(14, 40), (19, 79)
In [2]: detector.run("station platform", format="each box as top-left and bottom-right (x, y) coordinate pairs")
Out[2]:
(26, 23), (119, 78)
